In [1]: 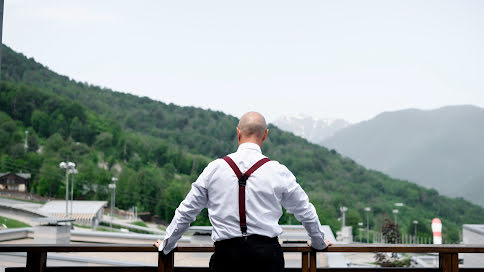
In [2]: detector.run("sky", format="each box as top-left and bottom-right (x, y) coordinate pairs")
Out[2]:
(3, 0), (484, 123)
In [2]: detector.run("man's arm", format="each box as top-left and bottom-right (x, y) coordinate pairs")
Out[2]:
(280, 167), (328, 250)
(154, 162), (213, 254)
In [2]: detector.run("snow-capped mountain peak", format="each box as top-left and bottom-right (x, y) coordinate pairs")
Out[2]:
(272, 115), (350, 144)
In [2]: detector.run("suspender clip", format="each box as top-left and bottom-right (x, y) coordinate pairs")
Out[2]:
(238, 174), (247, 186)
(241, 225), (248, 240)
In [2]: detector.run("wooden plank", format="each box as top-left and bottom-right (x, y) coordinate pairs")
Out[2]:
(2, 244), (484, 253)
(302, 252), (309, 272)
(4, 267), (484, 272)
(440, 253), (459, 272)
(452, 253), (459, 272)
(26, 251), (46, 272)
(310, 251), (317, 272)
(158, 252), (175, 272)
(158, 252), (165, 272)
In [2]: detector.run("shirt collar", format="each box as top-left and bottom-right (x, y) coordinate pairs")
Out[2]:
(237, 142), (262, 154)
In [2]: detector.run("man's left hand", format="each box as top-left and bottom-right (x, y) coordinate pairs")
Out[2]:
(153, 239), (163, 249)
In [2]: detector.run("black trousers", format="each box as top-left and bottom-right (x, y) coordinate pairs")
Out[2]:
(209, 235), (284, 272)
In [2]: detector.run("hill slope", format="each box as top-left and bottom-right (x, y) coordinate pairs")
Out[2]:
(2, 44), (484, 242)
(323, 106), (484, 206)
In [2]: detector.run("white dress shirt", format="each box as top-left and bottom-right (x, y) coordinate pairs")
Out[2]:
(159, 142), (326, 253)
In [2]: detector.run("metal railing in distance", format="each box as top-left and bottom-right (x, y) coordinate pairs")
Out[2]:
(1, 244), (484, 272)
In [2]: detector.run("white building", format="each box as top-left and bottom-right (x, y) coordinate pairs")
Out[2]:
(0, 172), (31, 192)
(462, 224), (484, 268)
(39, 200), (107, 227)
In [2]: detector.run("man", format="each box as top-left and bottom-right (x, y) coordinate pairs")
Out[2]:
(154, 111), (332, 272)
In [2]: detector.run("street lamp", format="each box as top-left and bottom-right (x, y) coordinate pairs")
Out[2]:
(24, 130), (28, 149)
(0, 0), (4, 78)
(392, 209), (399, 225)
(364, 207), (371, 243)
(413, 220), (418, 243)
(358, 222), (364, 243)
(340, 206), (348, 229)
(69, 168), (78, 216)
(60, 161), (76, 217)
(109, 177), (118, 229)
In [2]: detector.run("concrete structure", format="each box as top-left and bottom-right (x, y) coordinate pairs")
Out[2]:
(336, 226), (353, 243)
(33, 218), (74, 244)
(462, 224), (484, 268)
(0, 172), (30, 192)
(39, 200), (107, 227)
(0, 227), (31, 242)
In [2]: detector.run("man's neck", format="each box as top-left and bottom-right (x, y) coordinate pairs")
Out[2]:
(238, 139), (263, 148)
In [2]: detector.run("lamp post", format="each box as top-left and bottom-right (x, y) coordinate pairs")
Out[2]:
(392, 209), (399, 225)
(364, 207), (371, 243)
(59, 161), (76, 217)
(340, 206), (348, 229)
(69, 168), (78, 216)
(358, 222), (364, 243)
(24, 131), (28, 149)
(109, 177), (118, 229)
(413, 220), (418, 243)
(0, 0), (4, 79)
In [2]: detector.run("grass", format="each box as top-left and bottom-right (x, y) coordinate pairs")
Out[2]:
(98, 221), (153, 234)
(73, 223), (91, 229)
(0, 216), (31, 228)
(96, 227), (119, 232)
(131, 221), (148, 228)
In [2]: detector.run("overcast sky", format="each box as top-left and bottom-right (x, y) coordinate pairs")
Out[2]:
(4, 0), (484, 123)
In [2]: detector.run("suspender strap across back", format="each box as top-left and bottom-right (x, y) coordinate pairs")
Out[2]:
(222, 156), (270, 236)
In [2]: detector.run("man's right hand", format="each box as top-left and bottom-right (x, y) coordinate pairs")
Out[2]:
(307, 239), (333, 248)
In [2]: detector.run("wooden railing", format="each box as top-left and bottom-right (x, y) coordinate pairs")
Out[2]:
(1, 244), (484, 272)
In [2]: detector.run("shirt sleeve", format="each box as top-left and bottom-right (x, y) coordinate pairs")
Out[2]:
(158, 162), (214, 254)
(280, 166), (327, 250)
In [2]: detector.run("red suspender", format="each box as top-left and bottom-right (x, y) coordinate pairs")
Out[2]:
(222, 156), (271, 236)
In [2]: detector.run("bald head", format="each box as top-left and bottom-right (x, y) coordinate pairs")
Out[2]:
(238, 112), (267, 139)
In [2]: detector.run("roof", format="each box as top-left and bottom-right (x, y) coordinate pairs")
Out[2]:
(463, 224), (484, 236)
(0, 172), (31, 179)
(39, 201), (107, 216)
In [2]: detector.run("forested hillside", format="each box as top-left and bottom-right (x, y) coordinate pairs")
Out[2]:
(1, 44), (483, 242)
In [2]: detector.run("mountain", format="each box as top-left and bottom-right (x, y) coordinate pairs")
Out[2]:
(2, 44), (484, 242)
(272, 115), (350, 144)
(323, 106), (484, 206)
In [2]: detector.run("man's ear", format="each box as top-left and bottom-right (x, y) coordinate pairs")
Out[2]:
(261, 129), (268, 142)
(237, 127), (241, 142)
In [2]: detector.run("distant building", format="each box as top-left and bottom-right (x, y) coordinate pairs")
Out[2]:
(462, 224), (484, 268)
(0, 172), (31, 192)
(39, 200), (107, 228)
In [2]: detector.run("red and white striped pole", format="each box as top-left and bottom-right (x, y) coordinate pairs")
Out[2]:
(431, 218), (442, 244)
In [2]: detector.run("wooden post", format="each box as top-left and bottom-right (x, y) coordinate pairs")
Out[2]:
(439, 253), (459, 272)
(309, 251), (317, 272)
(301, 252), (309, 272)
(158, 251), (174, 272)
(26, 251), (47, 272)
